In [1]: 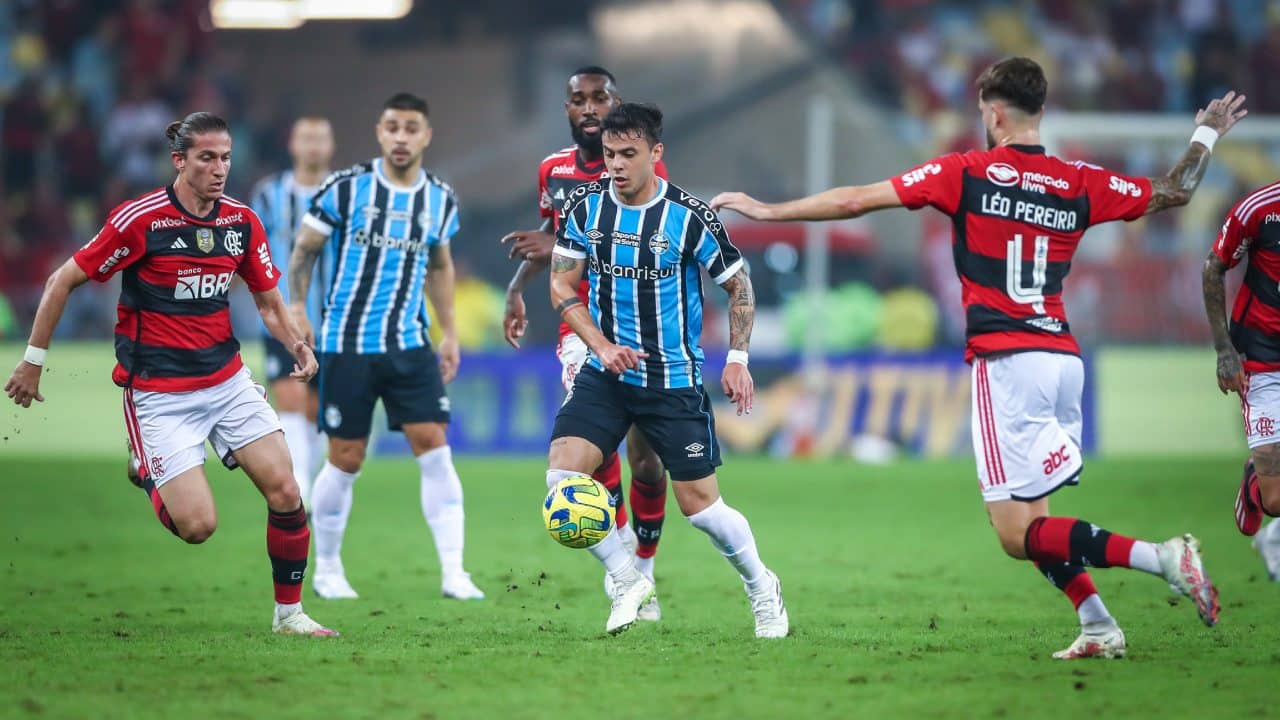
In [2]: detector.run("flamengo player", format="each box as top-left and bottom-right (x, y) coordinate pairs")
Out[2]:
(501, 66), (669, 617)
(713, 58), (1246, 658)
(3, 112), (336, 637)
(1202, 179), (1280, 577)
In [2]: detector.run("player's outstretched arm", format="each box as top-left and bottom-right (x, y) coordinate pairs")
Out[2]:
(5, 258), (90, 407)
(549, 253), (644, 374)
(253, 287), (317, 381)
(502, 218), (555, 349)
(426, 244), (460, 384)
(719, 267), (755, 416)
(1145, 90), (1247, 216)
(710, 180), (902, 222)
(1202, 251), (1246, 395)
(287, 224), (328, 346)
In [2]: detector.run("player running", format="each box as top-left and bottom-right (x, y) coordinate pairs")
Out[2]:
(547, 103), (787, 638)
(289, 93), (484, 602)
(712, 57), (1246, 658)
(4, 112), (336, 637)
(249, 116), (335, 506)
(1202, 179), (1280, 578)
(502, 66), (669, 618)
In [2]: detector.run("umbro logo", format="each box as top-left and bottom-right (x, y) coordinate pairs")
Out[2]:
(586, 229), (605, 243)
(685, 442), (706, 457)
(170, 238), (188, 249)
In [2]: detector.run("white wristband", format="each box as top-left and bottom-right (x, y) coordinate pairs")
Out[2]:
(1191, 126), (1219, 152)
(726, 350), (749, 367)
(23, 345), (47, 367)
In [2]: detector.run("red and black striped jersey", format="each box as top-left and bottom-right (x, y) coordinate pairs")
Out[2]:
(891, 144), (1151, 362)
(73, 185), (278, 391)
(536, 146), (668, 339)
(1213, 181), (1280, 373)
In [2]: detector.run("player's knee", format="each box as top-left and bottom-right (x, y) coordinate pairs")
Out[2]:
(1259, 476), (1280, 516)
(673, 481), (718, 516)
(178, 515), (217, 544)
(265, 482), (302, 513)
(996, 531), (1028, 559)
(629, 454), (665, 487)
(329, 444), (365, 473)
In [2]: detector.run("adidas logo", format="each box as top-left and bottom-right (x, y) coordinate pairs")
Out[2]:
(170, 238), (188, 249)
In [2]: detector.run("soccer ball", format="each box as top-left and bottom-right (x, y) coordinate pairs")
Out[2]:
(543, 475), (615, 549)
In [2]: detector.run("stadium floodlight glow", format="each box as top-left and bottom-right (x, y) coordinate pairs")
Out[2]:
(210, 0), (305, 29)
(302, 0), (412, 20)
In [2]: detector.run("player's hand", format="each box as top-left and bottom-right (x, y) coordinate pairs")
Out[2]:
(595, 343), (647, 375)
(438, 334), (460, 384)
(710, 192), (770, 221)
(1216, 347), (1247, 396)
(503, 288), (527, 349)
(1196, 90), (1248, 137)
(289, 304), (315, 348)
(4, 361), (45, 408)
(290, 341), (318, 381)
(722, 362), (754, 416)
(501, 229), (556, 262)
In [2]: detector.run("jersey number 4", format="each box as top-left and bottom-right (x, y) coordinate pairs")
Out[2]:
(1006, 234), (1049, 313)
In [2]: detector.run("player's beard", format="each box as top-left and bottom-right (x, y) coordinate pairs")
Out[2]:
(571, 121), (603, 157)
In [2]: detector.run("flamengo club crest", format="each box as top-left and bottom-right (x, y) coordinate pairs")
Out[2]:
(195, 227), (215, 254)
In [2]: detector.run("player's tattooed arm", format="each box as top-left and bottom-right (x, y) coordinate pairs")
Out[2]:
(721, 268), (755, 351)
(1202, 251), (1246, 395)
(287, 224), (327, 305)
(1146, 90), (1247, 216)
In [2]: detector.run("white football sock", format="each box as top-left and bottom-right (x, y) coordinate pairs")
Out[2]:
(588, 527), (636, 581)
(275, 601), (301, 620)
(278, 412), (313, 506)
(687, 498), (767, 589)
(635, 554), (655, 582)
(311, 461), (358, 564)
(617, 520), (638, 549)
(1129, 541), (1162, 575)
(546, 468), (578, 490)
(1077, 594), (1114, 628)
(309, 427), (328, 476)
(418, 445), (466, 578)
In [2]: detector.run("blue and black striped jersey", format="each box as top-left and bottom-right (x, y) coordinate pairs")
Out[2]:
(554, 178), (744, 389)
(249, 170), (326, 332)
(302, 159), (460, 355)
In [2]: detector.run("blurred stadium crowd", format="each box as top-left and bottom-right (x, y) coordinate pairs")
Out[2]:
(1, 0), (1278, 349)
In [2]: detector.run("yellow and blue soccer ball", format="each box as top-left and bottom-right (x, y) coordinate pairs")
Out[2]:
(543, 475), (614, 549)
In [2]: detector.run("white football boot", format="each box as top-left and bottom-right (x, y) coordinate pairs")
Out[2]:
(442, 572), (486, 600)
(606, 569), (655, 635)
(746, 570), (789, 639)
(1052, 625), (1126, 659)
(273, 607), (339, 637)
(1158, 534), (1220, 626)
(312, 557), (359, 600)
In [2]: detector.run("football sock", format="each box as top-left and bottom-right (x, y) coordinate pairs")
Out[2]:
(1025, 517), (1162, 576)
(417, 445), (466, 578)
(687, 498), (767, 589)
(593, 451), (627, 528)
(267, 504), (309, 604)
(635, 554), (655, 582)
(140, 477), (180, 537)
(1035, 561), (1114, 627)
(588, 528), (636, 580)
(546, 468), (578, 491)
(629, 473), (666, 559)
(274, 602), (301, 620)
(278, 412), (313, 506)
(311, 428), (328, 475)
(311, 461), (358, 563)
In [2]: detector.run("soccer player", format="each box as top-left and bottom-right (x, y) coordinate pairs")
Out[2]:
(288, 93), (484, 602)
(249, 116), (335, 506)
(711, 58), (1247, 658)
(502, 66), (669, 618)
(547, 103), (787, 638)
(1201, 179), (1280, 578)
(4, 112), (336, 637)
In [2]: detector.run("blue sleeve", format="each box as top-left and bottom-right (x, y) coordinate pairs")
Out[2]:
(304, 178), (344, 233)
(554, 200), (589, 259)
(434, 191), (459, 246)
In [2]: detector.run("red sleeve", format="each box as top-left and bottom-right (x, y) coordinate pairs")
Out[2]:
(237, 212), (278, 292)
(889, 153), (967, 215)
(72, 219), (146, 282)
(655, 160), (669, 180)
(1078, 165), (1152, 225)
(537, 162), (554, 220)
(1213, 202), (1253, 269)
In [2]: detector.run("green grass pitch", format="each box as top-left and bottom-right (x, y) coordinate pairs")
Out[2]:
(0, 454), (1275, 719)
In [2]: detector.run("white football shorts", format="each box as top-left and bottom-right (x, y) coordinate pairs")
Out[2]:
(123, 366), (283, 488)
(556, 332), (590, 393)
(971, 352), (1084, 503)
(1241, 371), (1280, 449)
